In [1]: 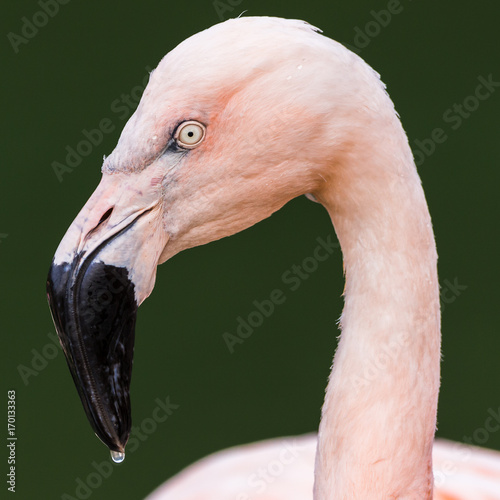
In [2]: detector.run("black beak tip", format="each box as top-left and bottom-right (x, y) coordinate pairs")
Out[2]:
(46, 257), (138, 458)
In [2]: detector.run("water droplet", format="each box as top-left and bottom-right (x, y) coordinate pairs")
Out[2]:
(110, 450), (125, 463)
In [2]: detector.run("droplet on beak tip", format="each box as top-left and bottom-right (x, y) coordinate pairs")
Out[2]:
(110, 450), (125, 463)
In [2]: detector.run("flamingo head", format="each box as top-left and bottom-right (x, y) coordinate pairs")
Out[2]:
(46, 17), (389, 456)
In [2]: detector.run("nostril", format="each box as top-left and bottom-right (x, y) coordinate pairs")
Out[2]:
(83, 207), (115, 244)
(94, 207), (113, 230)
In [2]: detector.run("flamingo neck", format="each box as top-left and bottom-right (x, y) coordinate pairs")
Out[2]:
(313, 117), (441, 499)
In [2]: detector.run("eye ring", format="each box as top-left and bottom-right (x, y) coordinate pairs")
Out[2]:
(174, 121), (206, 149)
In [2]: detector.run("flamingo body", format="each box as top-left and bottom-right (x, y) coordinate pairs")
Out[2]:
(145, 435), (500, 500)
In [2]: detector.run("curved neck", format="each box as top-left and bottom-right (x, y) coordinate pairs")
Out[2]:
(313, 115), (441, 499)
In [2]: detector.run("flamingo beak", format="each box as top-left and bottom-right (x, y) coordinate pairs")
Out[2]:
(46, 174), (167, 457)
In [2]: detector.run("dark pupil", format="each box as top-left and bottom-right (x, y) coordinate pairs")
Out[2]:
(187, 131), (194, 137)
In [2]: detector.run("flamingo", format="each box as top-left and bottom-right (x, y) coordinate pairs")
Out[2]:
(46, 17), (500, 499)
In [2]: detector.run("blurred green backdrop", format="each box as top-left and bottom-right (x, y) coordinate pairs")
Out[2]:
(1, 1), (499, 498)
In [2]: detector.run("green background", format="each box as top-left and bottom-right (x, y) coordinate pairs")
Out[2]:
(2, 1), (499, 498)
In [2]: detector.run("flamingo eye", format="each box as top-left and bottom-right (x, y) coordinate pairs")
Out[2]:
(174, 121), (206, 149)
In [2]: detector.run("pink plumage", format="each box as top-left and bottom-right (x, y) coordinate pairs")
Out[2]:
(146, 435), (500, 499)
(48, 16), (500, 499)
